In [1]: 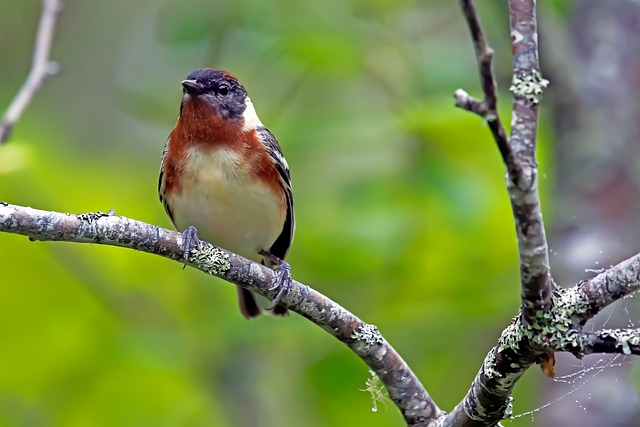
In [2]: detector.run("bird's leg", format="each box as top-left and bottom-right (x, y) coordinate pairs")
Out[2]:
(259, 250), (292, 309)
(181, 225), (201, 268)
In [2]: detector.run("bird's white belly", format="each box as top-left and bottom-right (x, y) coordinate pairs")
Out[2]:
(169, 147), (284, 261)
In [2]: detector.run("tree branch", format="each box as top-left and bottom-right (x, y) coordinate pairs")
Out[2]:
(507, 0), (552, 327)
(4, 202), (640, 427)
(0, 0), (63, 143)
(442, 250), (640, 427)
(449, 0), (640, 420)
(454, 0), (512, 177)
(455, 0), (553, 326)
(447, 0), (594, 425)
(578, 253), (640, 319)
(0, 202), (444, 426)
(581, 329), (640, 356)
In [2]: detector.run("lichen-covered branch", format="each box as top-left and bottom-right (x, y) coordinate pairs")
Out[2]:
(0, 0), (63, 143)
(506, 0), (553, 326)
(0, 202), (443, 426)
(447, 0), (576, 425)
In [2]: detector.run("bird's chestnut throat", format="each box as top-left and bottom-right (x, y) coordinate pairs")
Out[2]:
(168, 96), (280, 192)
(176, 96), (246, 149)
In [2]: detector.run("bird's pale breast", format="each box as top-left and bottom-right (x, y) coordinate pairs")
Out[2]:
(167, 145), (286, 262)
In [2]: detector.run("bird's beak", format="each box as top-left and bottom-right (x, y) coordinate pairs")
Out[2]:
(181, 79), (204, 95)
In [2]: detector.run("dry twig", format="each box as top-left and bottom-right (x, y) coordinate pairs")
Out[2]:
(0, 0), (63, 143)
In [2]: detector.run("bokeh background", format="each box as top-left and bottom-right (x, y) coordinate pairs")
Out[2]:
(1, 0), (639, 426)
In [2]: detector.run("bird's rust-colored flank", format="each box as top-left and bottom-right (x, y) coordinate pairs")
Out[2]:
(162, 96), (284, 203)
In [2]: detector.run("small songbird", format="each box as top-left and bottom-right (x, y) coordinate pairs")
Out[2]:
(158, 68), (294, 318)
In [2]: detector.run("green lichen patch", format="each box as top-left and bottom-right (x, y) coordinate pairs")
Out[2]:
(509, 70), (549, 104)
(557, 286), (591, 318)
(189, 243), (231, 276)
(498, 317), (525, 353)
(497, 290), (592, 357)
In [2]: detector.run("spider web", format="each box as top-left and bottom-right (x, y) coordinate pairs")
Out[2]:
(507, 293), (639, 425)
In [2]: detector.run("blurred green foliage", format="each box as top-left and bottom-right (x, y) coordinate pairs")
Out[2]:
(0, 0), (553, 425)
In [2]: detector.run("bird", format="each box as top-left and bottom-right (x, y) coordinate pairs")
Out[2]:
(158, 68), (294, 319)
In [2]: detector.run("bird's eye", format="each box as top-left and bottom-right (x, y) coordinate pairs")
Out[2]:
(217, 84), (229, 96)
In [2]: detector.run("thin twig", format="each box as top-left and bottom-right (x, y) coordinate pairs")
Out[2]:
(0, 0), (63, 143)
(454, 0), (512, 170)
(0, 202), (444, 426)
(577, 251), (640, 320)
(581, 330), (640, 356)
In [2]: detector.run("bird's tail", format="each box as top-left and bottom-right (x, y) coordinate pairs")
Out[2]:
(237, 286), (261, 319)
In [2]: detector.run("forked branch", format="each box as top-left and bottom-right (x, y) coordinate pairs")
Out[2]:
(447, 0), (635, 426)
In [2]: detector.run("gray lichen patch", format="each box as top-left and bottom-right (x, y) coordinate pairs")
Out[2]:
(352, 323), (384, 349)
(483, 349), (500, 379)
(509, 70), (549, 104)
(189, 243), (231, 276)
(557, 286), (591, 318)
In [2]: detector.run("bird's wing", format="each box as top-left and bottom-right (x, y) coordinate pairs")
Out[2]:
(257, 126), (295, 261)
(158, 134), (176, 225)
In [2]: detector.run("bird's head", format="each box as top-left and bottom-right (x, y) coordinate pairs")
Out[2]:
(180, 68), (263, 131)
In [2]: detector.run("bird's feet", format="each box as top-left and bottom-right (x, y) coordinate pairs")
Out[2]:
(259, 250), (292, 314)
(181, 225), (200, 268)
(270, 261), (292, 308)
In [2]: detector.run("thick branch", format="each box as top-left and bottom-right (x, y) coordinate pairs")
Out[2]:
(0, 0), (63, 143)
(0, 202), (444, 426)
